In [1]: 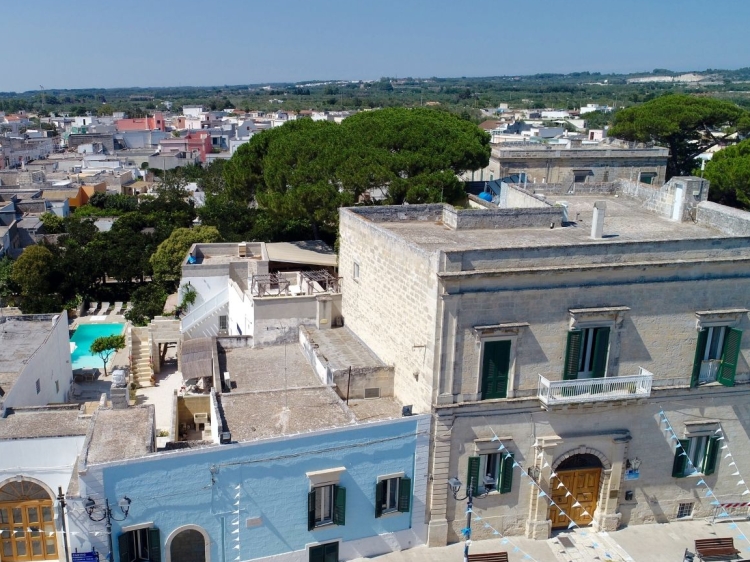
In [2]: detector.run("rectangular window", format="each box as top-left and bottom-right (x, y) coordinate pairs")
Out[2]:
(468, 453), (514, 495)
(639, 172), (657, 185)
(218, 315), (228, 331)
(309, 542), (338, 562)
(353, 262), (360, 281)
(563, 327), (610, 380)
(118, 528), (160, 562)
(35, 379), (40, 394)
(375, 476), (411, 518)
(676, 502), (694, 519)
(691, 327), (742, 387)
(308, 485), (346, 530)
(55, 381), (59, 394)
(481, 340), (511, 399)
(672, 435), (719, 478)
(573, 170), (590, 183)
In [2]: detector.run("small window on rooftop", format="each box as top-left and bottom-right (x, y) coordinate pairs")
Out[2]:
(353, 262), (360, 282)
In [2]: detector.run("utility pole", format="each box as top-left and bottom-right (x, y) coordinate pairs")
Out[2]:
(57, 487), (70, 562)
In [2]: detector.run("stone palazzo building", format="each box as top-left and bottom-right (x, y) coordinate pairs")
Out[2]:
(337, 177), (750, 545)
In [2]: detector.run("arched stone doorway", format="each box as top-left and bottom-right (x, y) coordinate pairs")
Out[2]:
(0, 480), (58, 561)
(167, 526), (209, 562)
(549, 453), (604, 529)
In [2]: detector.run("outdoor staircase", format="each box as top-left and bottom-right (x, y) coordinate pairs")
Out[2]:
(130, 326), (154, 388)
(181, 288), (229, 340)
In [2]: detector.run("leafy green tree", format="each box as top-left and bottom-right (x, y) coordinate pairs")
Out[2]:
(704, 138), (750, 209)
(125, 283), (168, 326)
(90, 335), (125, 377)
(10, 245), (63, 313)
(0, 256), (16, 305)
(150, 226), (222, 284)
(608, 94), (750, 178)
(40, 213), (65, 234)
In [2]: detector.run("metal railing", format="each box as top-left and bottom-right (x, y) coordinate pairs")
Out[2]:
(538, 367), (653, 407)
(181, 288), (228, 334)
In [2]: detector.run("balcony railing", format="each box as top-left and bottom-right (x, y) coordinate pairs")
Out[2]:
(538, 368), (653, 407)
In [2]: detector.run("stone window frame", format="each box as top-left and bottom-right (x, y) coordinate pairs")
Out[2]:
(472, 323), (529, 400)
(567, 307), (629, 379)
(694, 309), (748, 331)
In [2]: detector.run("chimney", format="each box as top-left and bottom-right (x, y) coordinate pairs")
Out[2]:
(591, 201), (606, 239)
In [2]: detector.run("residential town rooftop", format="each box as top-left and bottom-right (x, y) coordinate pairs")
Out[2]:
(218, 343), (403, 442)
(84, 406), (155, 465)
(301, 326), (385, 373)
(0, 406), (88, 440)
(0, 314), (61, 396)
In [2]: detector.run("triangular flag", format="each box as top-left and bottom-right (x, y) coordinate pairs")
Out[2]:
(565, 491), (572, 497)
(484, 523), (491, 529)
(715, 427), (723, 434)
(722, 445), (728, 449)
(582, 511), (590, 516)
(543, 461), (550, 468)
(550, 472), (558, 478)
(729, 523), (738, 529)
(592, 542), (599, 548)
(726, 453), (733, 458)
(557, 482), (565, 489)
(497, 443), (505, 451)
(538, 491), (547, 497)
(501, 539), (509, 544)
(730, 462), (737, 467)
(513, 547), (520, 553)
(742, 490), (750, 496)
(710, 500), (720, 506)
(568, 521), (576, 529)
(491, 435), (499, 442)
(559, 511), (566, 517)
(474, 516), (482, 521)
(733, 471), (741, 476)
(493, 530), (500, 535)
(696, 479), (706, 486)
(717, 436), (725, 440)
(738, 480), (746, 485)
(538, 452), (544, 459)
(572, 501), (581, 507)
(513, 462), (520, 468)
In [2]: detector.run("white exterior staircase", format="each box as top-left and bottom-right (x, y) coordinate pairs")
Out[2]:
(181, 288), (229, 339)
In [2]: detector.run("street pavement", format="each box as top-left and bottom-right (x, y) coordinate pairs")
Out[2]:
(351, 519), (750, 562)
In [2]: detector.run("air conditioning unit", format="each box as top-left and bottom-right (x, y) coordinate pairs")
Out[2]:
(220, 431), (232, 444)
(402, 405), (413, 417)
(194, 413), (209, 425)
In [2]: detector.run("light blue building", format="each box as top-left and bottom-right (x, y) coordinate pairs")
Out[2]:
(68, 342), (429, 562)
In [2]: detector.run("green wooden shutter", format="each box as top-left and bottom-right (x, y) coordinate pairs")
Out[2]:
(308, 490), (316, 531)
(672, 439), (690, 478)
(563, 330), (583, 380)
(691, 330), (708, 387)
(333, 486), (346, 526)
(323, 542), (339, 562)
(397, 477), (411, 513)
(374, 481), (385, 518)
(718, 328), (742, 387)
(499, 453), (514, 494)
(591, 327), (610, 378)
(703, 436), (720, 475)
(118, 533), (132, 562)
(148, 528), (161, 562)
(467, 456), (480, 496)
(481, 340), (511, 399)
(309, 544), (325, 562)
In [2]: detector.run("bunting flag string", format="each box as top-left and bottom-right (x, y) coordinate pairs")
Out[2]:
(659, 410), (750, 553)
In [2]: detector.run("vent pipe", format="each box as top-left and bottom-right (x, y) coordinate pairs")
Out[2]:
(591, 201), (606, 239)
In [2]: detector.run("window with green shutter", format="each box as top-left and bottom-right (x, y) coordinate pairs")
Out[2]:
(672, 436), (720, 478)
(692, 327), (743, 386)
(375, 476), (411, 517)
(563, 330), (583, 380)
(310, 484), (344, 529)
(481, 340), (511, 399)
(467, 456), (480, 496)
(499, 453), (514, 494)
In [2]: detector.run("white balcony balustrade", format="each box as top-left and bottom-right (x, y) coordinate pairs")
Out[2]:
(538, 368), (653, 407)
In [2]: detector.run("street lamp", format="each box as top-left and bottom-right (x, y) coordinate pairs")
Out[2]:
(84, 496), (131, 561)
(449, 475), (495, 562)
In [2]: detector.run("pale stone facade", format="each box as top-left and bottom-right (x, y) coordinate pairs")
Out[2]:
(338, 177), (750, 544)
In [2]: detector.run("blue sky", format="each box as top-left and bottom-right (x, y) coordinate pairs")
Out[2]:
(2, 0), (748, 91)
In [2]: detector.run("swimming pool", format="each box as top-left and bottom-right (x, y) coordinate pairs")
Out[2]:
(70, 323), (126, 370)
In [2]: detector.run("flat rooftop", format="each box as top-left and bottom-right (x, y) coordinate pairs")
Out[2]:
(362, 195), (724, 253)
(221, 345), (321, 391)
(0, 406), (88, 440)
(219, 343), (405, 442)
(85, 406), (154, 465)
(0, 315), (59, 395)
(301, 326), (384, 372)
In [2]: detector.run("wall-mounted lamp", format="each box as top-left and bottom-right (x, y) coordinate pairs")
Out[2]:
(528, 466), (541, 482)
(626, 458), (641, 471)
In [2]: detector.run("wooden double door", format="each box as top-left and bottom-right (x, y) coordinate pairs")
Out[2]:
(549, 468), (601, 529)
(0, 501), (57, 561)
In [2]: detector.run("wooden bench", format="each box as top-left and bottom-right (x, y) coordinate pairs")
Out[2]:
(467, 553), (509, 562)
(694, 538), (740, 560)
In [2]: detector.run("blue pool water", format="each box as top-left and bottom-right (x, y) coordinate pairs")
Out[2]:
(70, 323), (125, 370)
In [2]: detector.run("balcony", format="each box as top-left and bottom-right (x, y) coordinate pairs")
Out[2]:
(537, 368), (653, 408)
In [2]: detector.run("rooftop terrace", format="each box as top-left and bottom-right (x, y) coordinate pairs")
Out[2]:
(84, 406), (155, 465)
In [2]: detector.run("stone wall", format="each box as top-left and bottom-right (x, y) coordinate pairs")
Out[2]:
(339, 208), (439, 414)
(434, 386), (750, 542)
(697, 201), (750, 236)
(503, 184), (552, 208)
(442, 205), (563, 230)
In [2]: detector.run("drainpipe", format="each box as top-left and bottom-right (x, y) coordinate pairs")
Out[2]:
(57, 487), (70, 562)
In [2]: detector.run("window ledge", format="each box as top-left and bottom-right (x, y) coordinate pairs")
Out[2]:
(307, 467), (346, 487)
(311, 522), (336, 531)
(379, 510), (404, 519)
(569, 306), (631, 315)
